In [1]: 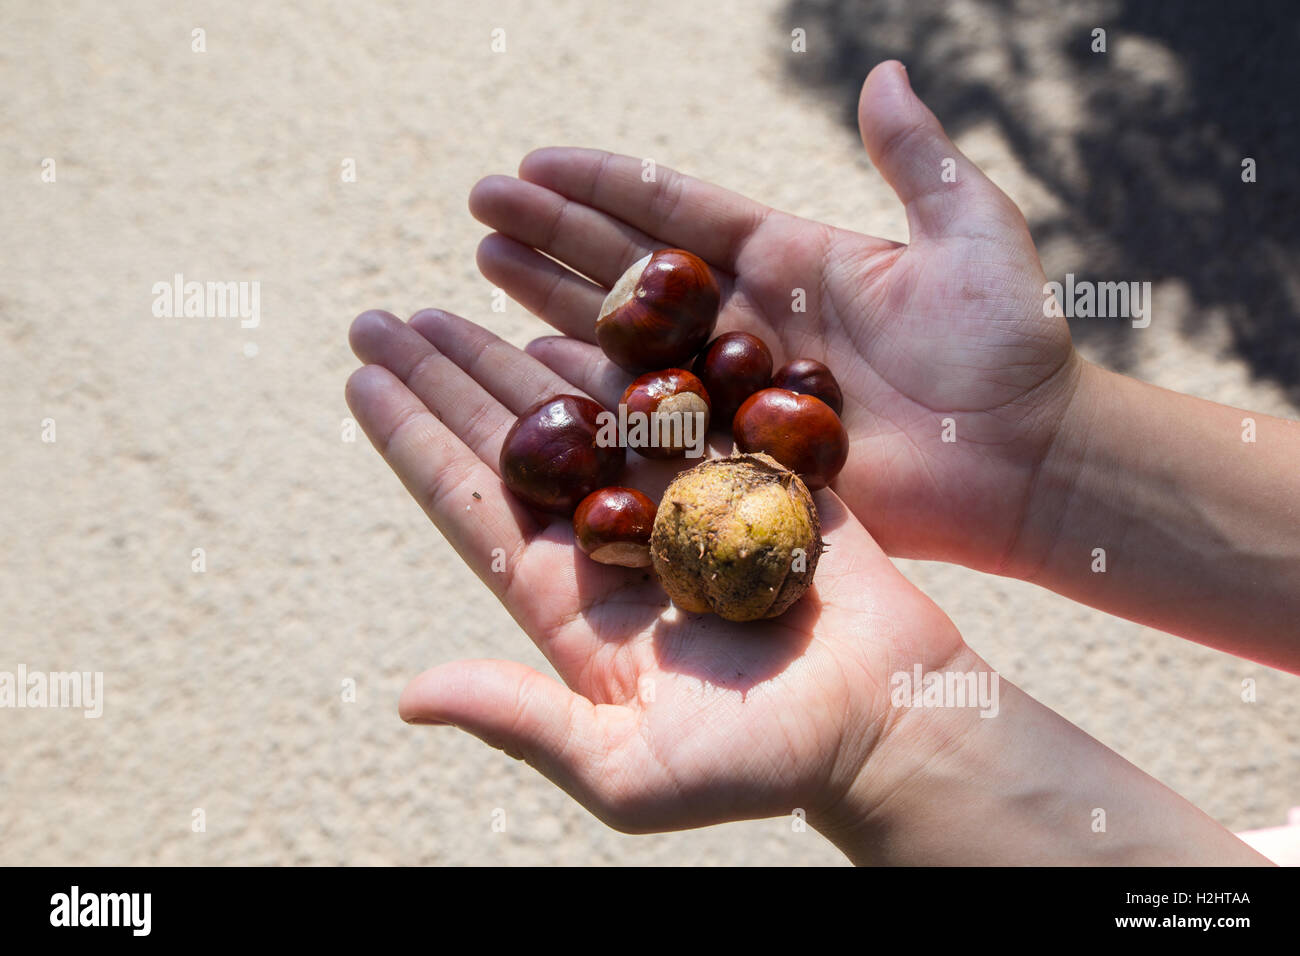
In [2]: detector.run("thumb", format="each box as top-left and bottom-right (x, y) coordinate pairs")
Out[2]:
(859, 60), (1025, 243)
(398, 657), (611, 792)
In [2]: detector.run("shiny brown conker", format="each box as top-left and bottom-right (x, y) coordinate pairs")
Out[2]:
(692, 331), (773, 424)
(772, 358), (844, 417)
(732, 388), (848, 491)
(573, 487), (657, 567)
(596, 249), (720, 374)
(620, 369), (711, 459)
(499, 395), (625, 516)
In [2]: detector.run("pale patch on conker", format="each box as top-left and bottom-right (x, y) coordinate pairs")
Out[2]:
(598, 253), (652, 323)
(589, 541), (652, 568)
(652, 391), (709, 454)
(655, 391), (708, 421)
(649, 452), (823, 622)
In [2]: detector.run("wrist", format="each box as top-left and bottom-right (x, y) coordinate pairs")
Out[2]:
(812, 643), (1270, 865)
(1004, 356), (1111, 585)
(811, 642), (993, 868)
(997, 359), (1300, 667)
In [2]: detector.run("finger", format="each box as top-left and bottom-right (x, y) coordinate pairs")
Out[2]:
(407, 308), (600, 412)
(399, 659), (642, 826)
(348, 356), (642, 664)
(351, 315), (662, 660)
(518, 147), (769, 273)
(344, 364), (538, 592)
(469, 174), (654, 287)
(524, 336), (628, 410)
(473, 235), (603, 341)
(403, 312), (698, 522)
(858, 60), (1028, 242)
(349, 309), (516, 466)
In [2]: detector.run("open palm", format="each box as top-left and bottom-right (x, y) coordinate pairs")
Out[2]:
(346, 303), (963, 833)
(470, 61), (1080, 576)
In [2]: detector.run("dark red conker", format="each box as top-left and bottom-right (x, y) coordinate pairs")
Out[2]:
(732, 388), (848, 491)
(692, 331), (773, 424)
(499, 395), (624, 516)
(772, 358), (844, 417)
(620, 368), (712, 459)
(596, 249), (720, 374)
(573, 487), (657, 567)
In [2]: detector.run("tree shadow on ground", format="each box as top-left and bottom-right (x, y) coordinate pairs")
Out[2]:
(783, 0), (1300, 400)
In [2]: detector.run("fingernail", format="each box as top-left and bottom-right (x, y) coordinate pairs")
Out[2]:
(404, 716), (450, 726)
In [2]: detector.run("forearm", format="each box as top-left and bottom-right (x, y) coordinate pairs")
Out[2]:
(1016, 361), (1300, 672)
(815, 646), (1271, 866)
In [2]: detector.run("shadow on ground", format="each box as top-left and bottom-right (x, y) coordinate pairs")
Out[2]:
(783, 0), (1300, 399)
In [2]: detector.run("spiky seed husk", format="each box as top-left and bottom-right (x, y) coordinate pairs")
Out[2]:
(649, 452), (822, 622)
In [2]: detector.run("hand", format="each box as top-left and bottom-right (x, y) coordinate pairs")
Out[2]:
(344, 310), (1272, 865)
(345, 305), (967, 835)
(343, 60), (1280, 863)
(467, 60), (1079, 575)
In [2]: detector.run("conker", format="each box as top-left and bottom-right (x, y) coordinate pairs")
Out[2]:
(732, 388), (848, 491)
(596, 249), (720, 373)
(692, 331), (773, 423)
(499, 395), (625, 516)
(620, 369), (711, 459)
(772, 358), (844, 416)
(573, 487), (657, 567)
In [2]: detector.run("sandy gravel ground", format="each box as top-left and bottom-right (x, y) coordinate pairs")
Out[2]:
(3, 0), (1297, 865)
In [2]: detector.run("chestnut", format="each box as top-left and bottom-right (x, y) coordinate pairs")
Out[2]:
(732, 388), (848, 491)
(620, 369), (711, 459)
(772, 358), (844, 417)
(596, 249), (720, 373)
(692, 331), (773, 424)
(573, 487), (657, 567)
(499, 395), (625, 516)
